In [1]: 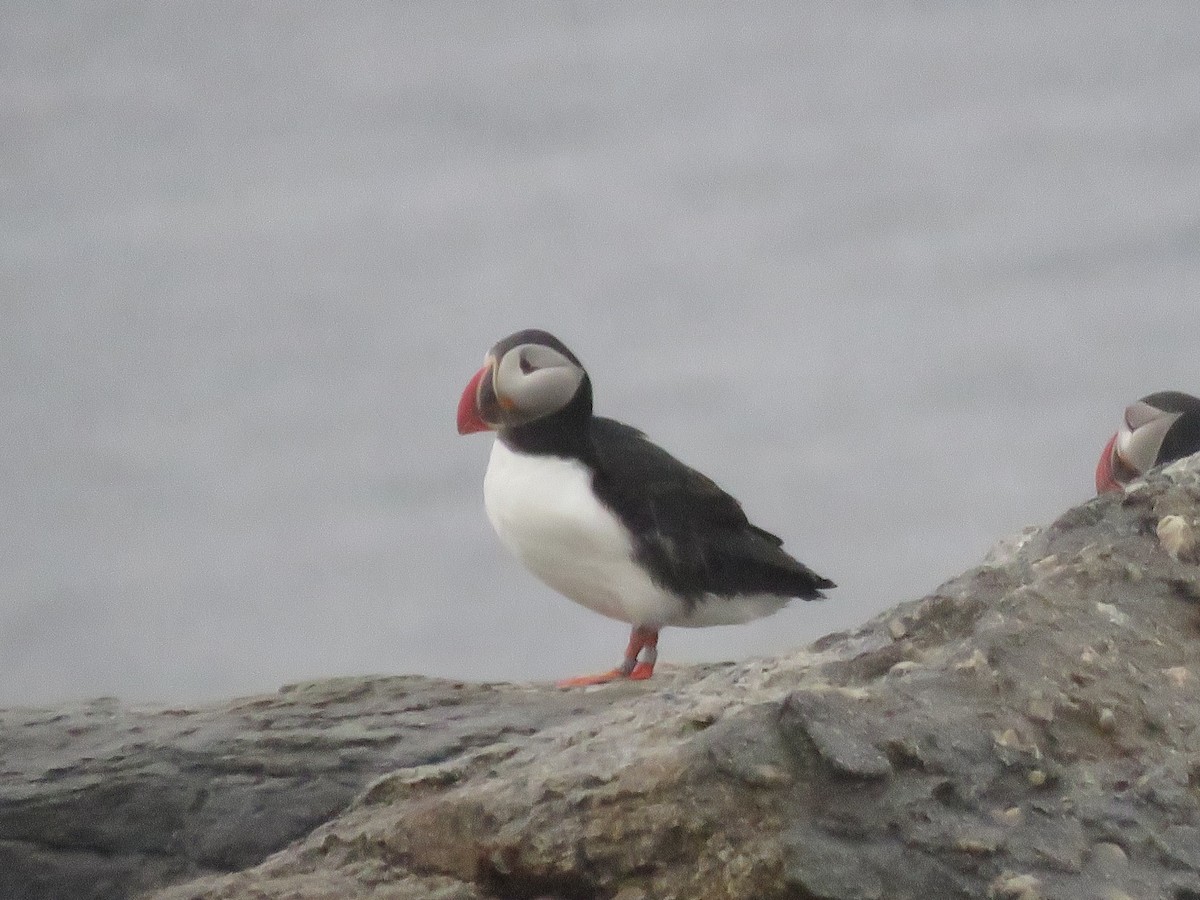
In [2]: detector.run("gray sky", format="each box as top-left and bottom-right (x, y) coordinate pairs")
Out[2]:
(3, 2), (1199, 705)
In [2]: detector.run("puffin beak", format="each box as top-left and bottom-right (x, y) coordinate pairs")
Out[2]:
(457, 364), (492, 435)
(1095, 433), (1122, 494)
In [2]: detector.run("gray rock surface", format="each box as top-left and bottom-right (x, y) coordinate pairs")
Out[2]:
(0, 675), (648, 900)
(4, 456), (1200, 900)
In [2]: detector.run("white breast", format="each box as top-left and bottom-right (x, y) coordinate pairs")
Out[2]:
(482, 440), (789, 628)
(482, 440), (679, 625)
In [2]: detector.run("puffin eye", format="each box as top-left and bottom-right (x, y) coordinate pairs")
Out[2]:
(519, 354), (535, 375)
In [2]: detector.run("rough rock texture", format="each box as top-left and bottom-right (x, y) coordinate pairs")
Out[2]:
(0, 676), (646, 900)
(5, 456), (1200, 900)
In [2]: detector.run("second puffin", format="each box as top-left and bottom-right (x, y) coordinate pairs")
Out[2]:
(457, 329), (834, 687)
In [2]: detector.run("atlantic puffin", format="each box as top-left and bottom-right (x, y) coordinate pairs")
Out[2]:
(1096, 391), (1200, 494)
(457, 329), (834, 687)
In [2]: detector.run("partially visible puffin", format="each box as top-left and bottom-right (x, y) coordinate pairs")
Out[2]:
(457, 329), (834, 687)
(1096, 391), (1200, 494)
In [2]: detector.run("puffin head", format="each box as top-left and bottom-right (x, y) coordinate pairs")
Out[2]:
(457, 329), (590, 435)
(1095, 391), (1200, 494)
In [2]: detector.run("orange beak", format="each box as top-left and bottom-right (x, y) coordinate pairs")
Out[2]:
(1094, 433), (1121, 494)
(457, 365), (490, 434)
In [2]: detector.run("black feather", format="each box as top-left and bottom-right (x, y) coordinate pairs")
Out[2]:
(586, 418), (834, 605)
(495, 338), (834, 609)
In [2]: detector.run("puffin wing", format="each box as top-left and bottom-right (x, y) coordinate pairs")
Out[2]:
(588, 417), (834, 602)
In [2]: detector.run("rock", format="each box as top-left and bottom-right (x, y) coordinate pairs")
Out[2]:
(989, 871), (1041, 899)
(781, 825), (884, 899)
(703, 705), (794, 787)
(778, 690), (893, 779)
(1157, 514), (1197, 562)
(1088, 840), (1128, 876)
(0, 676), (648, 900)
(2, 454), (1200, 900)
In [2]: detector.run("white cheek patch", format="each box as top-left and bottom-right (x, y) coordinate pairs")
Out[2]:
(1116, 408), (1182, 475)
(520, 367), (583, 414)
(495, 348), (584, 421)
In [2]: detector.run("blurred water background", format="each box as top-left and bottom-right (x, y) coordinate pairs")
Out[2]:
(4, 2), (1198, 705)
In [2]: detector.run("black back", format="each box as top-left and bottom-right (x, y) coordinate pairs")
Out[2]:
(502, 403), (835, 604)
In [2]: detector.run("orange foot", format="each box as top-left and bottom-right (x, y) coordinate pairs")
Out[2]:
(555, 669), (627, 688)
(555, 661), (656, 689)
(556, 625), (660, 688)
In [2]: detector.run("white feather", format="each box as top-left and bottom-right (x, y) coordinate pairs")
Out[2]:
(1117, 402), (1182, 476)
(482, 440), (789, 628)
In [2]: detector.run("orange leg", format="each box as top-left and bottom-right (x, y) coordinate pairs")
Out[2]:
(627, 627), (658, 680)
(556, 626), (660, 688)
